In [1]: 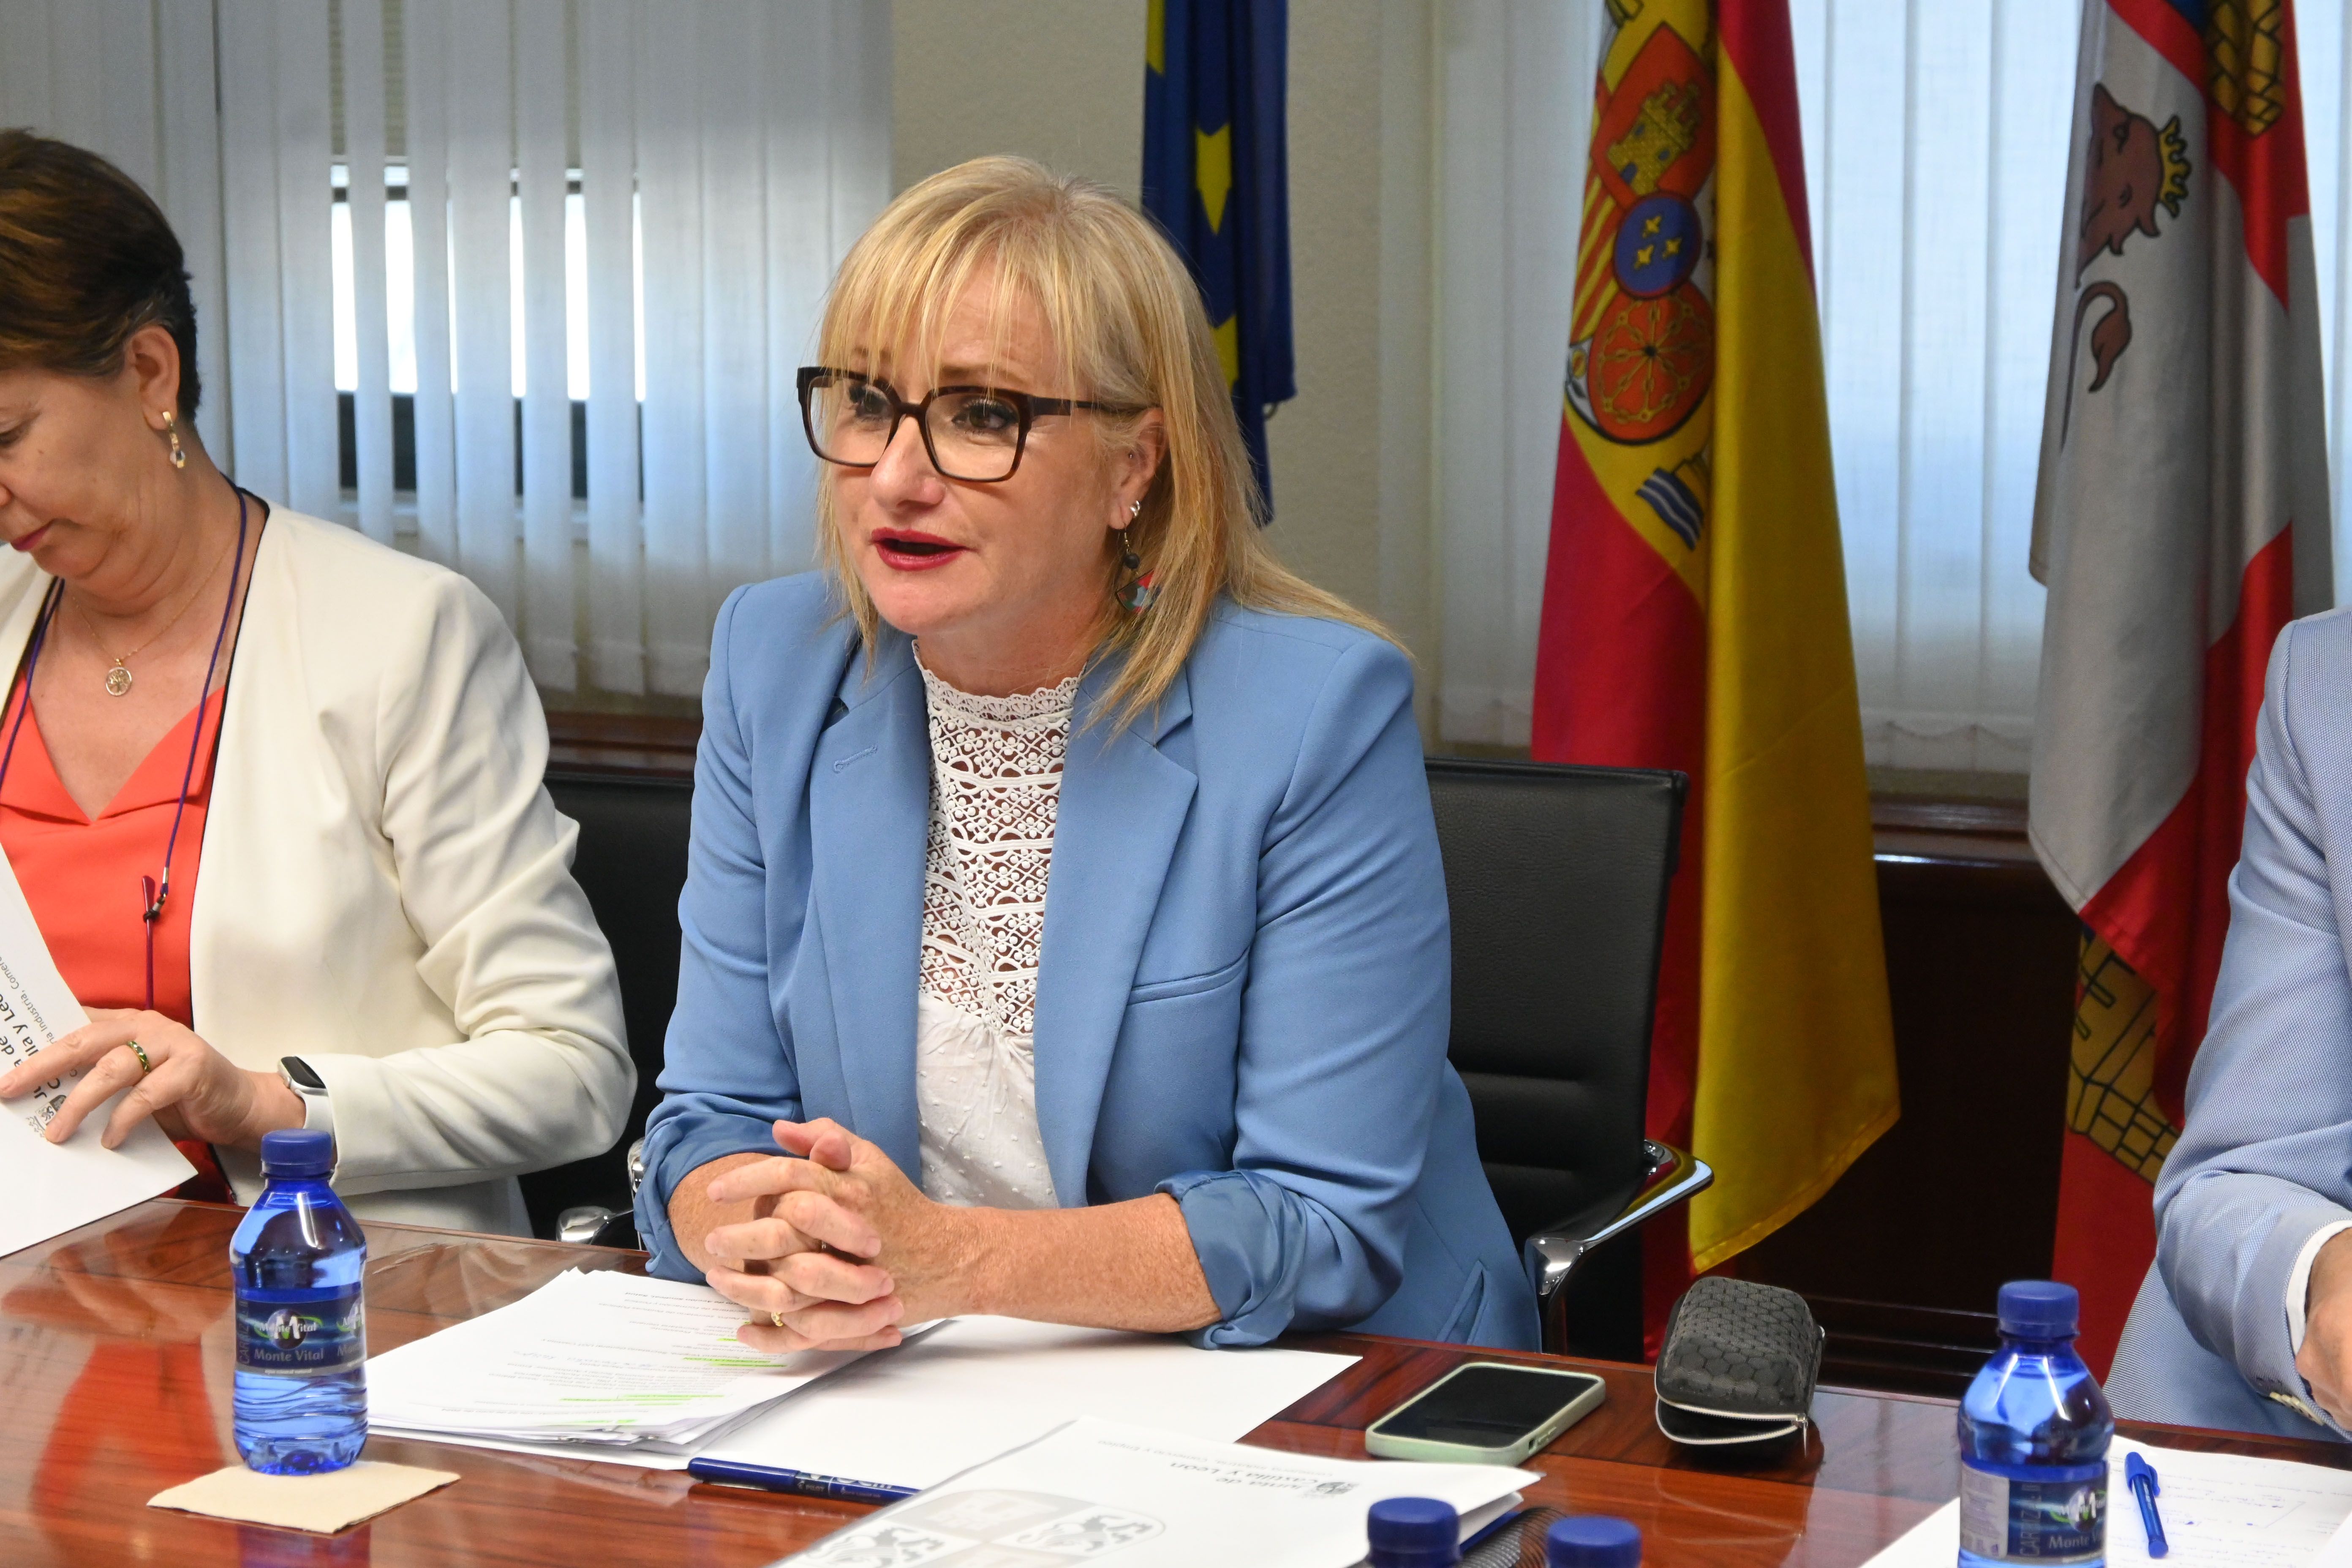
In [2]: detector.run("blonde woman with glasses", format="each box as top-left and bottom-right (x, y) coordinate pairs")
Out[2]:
(637, 156), (1535, 1352)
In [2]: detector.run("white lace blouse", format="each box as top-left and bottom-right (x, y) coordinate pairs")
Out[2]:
(913, 655), (1078, 1210)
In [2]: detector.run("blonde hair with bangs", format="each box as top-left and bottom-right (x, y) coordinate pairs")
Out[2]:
(815, 155), (1386, 727)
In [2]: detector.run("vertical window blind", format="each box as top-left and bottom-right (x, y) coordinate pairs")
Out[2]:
(1787, 0), (2079, 773)
(0, 0), (889, 699)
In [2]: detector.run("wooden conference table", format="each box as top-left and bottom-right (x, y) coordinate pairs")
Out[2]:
(3, 1201), (2345, 1568)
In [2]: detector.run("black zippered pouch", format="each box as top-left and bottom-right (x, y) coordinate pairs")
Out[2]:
(1653, 1276), (1824, 1448)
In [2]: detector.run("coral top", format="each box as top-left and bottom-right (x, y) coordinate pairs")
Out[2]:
(0, 682), (233, 1200)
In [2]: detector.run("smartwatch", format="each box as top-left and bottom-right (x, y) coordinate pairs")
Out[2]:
(278, 1056), (335, 1138)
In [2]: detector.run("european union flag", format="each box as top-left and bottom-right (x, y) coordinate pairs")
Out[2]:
(1142, 0), (1293, 517)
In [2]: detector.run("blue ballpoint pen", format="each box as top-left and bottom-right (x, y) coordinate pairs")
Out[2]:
(686, 1457), (917, 1505)
(2126, 1451), (2170, 1559)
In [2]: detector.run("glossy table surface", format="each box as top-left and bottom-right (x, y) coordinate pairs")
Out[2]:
(3, 1201), (2345, 1567)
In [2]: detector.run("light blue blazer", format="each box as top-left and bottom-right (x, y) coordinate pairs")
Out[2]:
(2110, 607), (2352, 1439)
(634, 572), (1538, 1350)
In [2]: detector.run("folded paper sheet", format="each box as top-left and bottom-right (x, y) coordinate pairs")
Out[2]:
(0, 843), (191, 1258)
(149, 1461), (459, 1534)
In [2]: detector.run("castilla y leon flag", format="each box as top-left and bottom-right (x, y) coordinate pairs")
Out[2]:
(1530, 0), (1898, 1342)
(2031, 0), (2332, 1376)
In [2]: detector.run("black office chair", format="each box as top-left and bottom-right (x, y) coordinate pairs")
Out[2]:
(1425, 756), (1712, 1357)
(518, 770), (694, 1244)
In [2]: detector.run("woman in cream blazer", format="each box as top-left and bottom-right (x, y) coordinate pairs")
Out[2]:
(0, 131), (626, 1235)
(0, 506), (633, 1232)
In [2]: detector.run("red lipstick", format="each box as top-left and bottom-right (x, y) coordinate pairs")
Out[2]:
(872, 528), (967, 572)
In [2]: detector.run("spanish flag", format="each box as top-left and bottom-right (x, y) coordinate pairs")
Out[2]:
(1530, 0), (1897, 1336)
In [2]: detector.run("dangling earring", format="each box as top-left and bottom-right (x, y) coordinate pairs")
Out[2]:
(164, 411), (187, 471)
(1116, 500), (1159, 612)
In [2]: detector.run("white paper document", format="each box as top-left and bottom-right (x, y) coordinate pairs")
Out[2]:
(772, 1417), (1532, 1568)
(1865, 1437), (2352, 1568)
(0, 844), (192, 1259)
(372, 1279), (1359, 1485)
(695, 1315), (1361, 1490)
(366, 1269), (868, 1451)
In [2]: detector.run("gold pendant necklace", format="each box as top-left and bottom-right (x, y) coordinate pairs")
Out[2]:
(74, 534), (239, 697)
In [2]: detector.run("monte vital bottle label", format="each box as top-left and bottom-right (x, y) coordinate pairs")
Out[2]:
(236, 1285), (365, 1377)
(1960, 1457), (2107, 1565)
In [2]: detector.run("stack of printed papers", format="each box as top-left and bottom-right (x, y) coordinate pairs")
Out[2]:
(366, 1269), (866, 1453)
(368, 1277), (1361, 1479)
(773, 1418), (1536, 1568)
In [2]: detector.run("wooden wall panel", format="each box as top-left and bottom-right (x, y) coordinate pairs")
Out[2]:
(1740, 807), (2080, 1395)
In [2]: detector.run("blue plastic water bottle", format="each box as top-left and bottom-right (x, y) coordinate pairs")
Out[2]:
(1368, 1497), (1459, 1568)
(1958, 1280), (2114, 1567)
(1547, 1515), (1642, 1566)
(231, 1128), (368, 1474)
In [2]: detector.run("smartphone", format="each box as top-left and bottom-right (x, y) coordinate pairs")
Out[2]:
(1362, 1361), (1608, 1465)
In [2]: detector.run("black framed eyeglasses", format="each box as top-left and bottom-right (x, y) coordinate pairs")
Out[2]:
(797, 366), (1143, 482)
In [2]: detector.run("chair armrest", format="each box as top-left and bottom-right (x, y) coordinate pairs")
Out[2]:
(555, 1205), (640, 1249)
(1521, 1140), (1713, 1353)
(553, 1139), (651, 1249)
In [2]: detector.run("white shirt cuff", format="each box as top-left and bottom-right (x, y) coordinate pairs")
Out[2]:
(2287, 1220), (2352, 1353)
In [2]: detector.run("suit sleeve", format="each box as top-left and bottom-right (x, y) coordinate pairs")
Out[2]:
(2156, 618), (2352, 1427)
(300, 575), (634, 1192)
(633, 587), (805, 1278)
(1159, 637), (1451, 1345)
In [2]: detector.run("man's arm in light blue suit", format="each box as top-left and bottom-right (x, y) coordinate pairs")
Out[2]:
(634, 586), (808, 1277)
(2156, 616), (2352, 1425)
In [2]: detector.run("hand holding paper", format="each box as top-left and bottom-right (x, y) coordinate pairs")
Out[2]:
(0, 843), (191, 1258)
(0, 1004), (301, 1151)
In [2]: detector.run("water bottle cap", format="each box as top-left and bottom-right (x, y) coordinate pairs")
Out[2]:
(1547, 1514), (1643, 1567)
(1367, 1497), (1459, 1565)
(259, 1128), (335, 1177)
(1997, 1279), (2079, 1338)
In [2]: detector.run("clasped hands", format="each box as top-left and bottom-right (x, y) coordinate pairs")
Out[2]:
(702, 1118), (978, 1355)
(0, 1007), (302, 1151)
(2299, 1228), (2352, 1426)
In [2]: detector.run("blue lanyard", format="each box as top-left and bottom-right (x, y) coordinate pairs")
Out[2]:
(0, 488), (253, 1007)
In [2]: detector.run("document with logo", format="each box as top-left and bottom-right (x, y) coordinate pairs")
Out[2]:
(0, 844), (192, 1260)
(771, 1418), (1533, 1568)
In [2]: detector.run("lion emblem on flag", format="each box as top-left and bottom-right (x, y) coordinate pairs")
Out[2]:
(2063, 83), (2191, 440)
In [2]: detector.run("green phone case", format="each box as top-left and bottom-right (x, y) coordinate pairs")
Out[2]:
(1361, 1361), (1609, 1465)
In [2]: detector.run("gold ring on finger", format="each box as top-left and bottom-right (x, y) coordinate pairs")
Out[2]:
(770, 1310), (786, 1328)
(127, 1040), (153, 1075)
